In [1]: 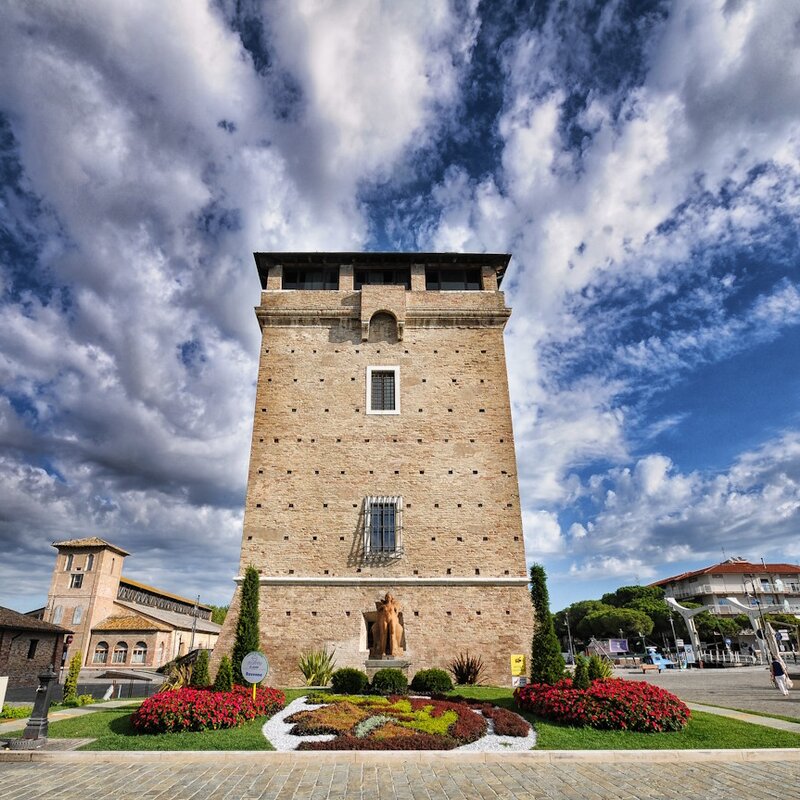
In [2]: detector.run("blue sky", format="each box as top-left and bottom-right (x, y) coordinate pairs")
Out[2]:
(0, 1), (798, 614)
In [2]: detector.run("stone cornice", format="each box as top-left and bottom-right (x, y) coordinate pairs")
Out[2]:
(255, 308), (511, 328)
(233, 575), (529, 587)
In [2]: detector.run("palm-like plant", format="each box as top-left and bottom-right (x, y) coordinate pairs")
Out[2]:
(298, 647), (337, 686)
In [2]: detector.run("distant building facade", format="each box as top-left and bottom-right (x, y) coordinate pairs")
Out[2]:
(653, 557), (800, 616)
(0, 606), (71, 688)
(41, 538), (221, 671)
(212, 252), (535, 686)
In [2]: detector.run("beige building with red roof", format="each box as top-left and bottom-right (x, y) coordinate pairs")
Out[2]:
(652, 557), (800, 616)
(41, 538), (221, 672)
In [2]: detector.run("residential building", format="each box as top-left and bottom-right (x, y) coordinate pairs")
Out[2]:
(0, 606), (71, 688)
(652, 557), (800, 616)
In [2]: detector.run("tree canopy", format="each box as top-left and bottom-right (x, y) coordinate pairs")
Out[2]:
(576, 606), (654, 640)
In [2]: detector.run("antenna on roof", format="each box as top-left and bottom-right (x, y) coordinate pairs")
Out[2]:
(721, 546), (726, 560)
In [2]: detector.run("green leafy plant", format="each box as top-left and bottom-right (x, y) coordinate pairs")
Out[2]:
(232, 565), (261, 685)
(191, 650), (211, 688)
(410, 668), (453, 694)
(1, 704), (33, 719)
(572, 656), (590, 689)
(214, 655), (234, 692)
(331, 667), (370, 694)
(529, 563), (566, 685)
(370, 667), (408, 695)
(587, 653), (613, 681)
(448, 652), (486, 685)
(63, 652), (82, 704)
(298, 647), (337, 686)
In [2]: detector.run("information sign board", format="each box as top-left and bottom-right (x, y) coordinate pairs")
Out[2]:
(241, 651), (269, 684)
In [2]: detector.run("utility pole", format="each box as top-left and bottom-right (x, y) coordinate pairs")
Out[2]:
(190, 594), (199, 650)
(565, 612), (575, 665)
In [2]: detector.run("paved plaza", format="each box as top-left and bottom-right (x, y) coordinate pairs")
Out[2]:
(622, 664), (800, 719)
(1, 757), (799, 800)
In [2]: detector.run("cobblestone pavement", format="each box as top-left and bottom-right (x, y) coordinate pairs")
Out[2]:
(620, 665), (800, 719)
(1, 759), (799, 800)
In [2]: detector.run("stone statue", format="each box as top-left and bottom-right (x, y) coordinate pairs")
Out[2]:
(370, 593), (404, 658)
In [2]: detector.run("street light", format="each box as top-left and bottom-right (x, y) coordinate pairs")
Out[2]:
(743, 577), (772, 664)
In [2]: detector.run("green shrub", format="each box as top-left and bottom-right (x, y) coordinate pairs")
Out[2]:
(587, 654), (613, 681)
(370, 668), (408, 695)
(448, 652), (486, 685)
(573, 656), (590, 690)
(63, 651), (82, 704)
(331, 667), (370, 694)
(214, 655), (234, 692)
(410, 668), (453, 694)
(529, 563), (566, 685)
(232, 565), (261, 685)
(298, 647), (337, 686)
(0, 704), (32, 719)
(191, 650), (211, 687)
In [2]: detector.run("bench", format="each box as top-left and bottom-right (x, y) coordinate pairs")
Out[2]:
(641, 664), (662, 674)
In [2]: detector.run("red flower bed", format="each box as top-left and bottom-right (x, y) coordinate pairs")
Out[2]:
(131, 686), (286, 734)
(297, 733), (458, 750)
(514, 678), (689, 733)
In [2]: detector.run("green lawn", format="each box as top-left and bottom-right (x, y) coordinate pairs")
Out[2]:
(4, 686), (798, 751)
(449, 686), (800, 750)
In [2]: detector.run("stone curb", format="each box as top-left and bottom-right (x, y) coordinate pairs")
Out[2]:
(1, 748), (799, 764)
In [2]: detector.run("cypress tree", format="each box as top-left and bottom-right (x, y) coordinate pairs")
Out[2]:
(529, 563), (566, 685)
(191, 649), (210, 687)
(232, 564), (261, 685)
(63, 652), (82, 704)
(213, 655), (233, 692)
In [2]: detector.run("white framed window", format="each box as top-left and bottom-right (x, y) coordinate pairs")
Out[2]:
(52, 606), (63, 624)
(70, 573), (83, 589)
(93, 641), (109, 664)
(366, 366), (400, 414)
(72, 606), (83, 625)
(64, 554), (73, 571)
(364, 496), (403, 557)
(112, 641), (128, 664)
(132, 641), (147, 664)
(86, 553), (94, 571)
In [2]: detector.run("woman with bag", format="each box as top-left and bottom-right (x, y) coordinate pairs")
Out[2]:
(770, 657), (790, 696)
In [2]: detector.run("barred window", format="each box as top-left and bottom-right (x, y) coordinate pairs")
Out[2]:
(366, 366), (400, 414)
(364, 496), (403, 557)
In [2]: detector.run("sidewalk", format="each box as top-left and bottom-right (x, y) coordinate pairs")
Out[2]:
(0, 699), (139, 737)
(686, 702), (800, 733)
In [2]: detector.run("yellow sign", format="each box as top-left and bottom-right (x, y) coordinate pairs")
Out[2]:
(510, 654), (526, 676)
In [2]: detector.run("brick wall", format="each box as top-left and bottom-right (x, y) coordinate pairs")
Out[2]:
(0, 630), (64, 689)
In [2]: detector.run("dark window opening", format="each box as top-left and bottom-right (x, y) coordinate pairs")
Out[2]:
(370, 370), (396, 411)
(425, 267), (482, 291)
(282, 266), (339, 290)
(368, 500), (397, 554)
(354, 267), (411, 289)
(27, 639), (39, 659)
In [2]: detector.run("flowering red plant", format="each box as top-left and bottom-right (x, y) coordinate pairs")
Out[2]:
(131, 686), (285, 734)
(514, 678), (690, 733)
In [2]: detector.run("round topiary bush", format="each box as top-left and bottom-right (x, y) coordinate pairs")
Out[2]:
(410, 668), (453, 695)
(514, 678), (690, 733)
(331, 667), (370, 694)
(370, 668), (408, 696)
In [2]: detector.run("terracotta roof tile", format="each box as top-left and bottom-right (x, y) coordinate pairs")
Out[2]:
(0, 606), (72, 634)
(653, 560), (800, 586)
(92, 613), (171, 632)
(52, 537), (130, 555)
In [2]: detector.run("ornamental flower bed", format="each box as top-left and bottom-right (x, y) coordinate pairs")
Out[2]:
(131, 686), (286, 734)
(514, 678), (690, 733)
(284, 694), (531, 751)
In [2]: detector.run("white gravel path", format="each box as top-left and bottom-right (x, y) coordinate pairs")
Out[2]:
(262, 696), (537, 752)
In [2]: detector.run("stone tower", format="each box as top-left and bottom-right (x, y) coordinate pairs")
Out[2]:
(213, 253), (534, 686)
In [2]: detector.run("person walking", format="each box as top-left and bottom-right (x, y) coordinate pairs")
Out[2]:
(770, 657), (789, 696)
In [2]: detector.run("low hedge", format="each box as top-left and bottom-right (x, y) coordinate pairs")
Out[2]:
(131, 686), (285, 734)
(514, 678), (690, 733)
(370, 668), (408, 695)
